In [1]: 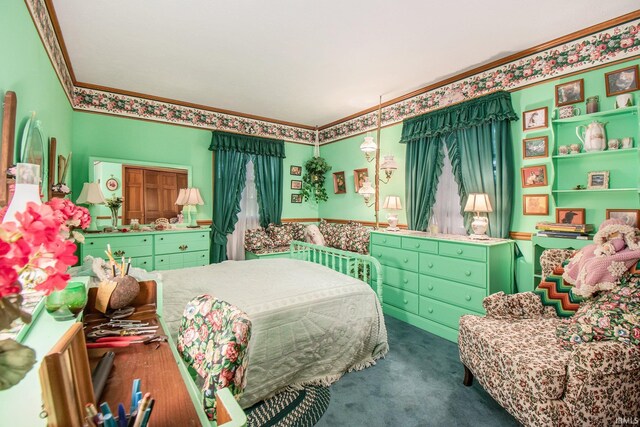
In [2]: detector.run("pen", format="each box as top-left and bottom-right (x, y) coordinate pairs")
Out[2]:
(140, 399), (154, 427)
(117, 403), (128, 427)
(133, 393), (151, 427)
(130, 379), (140, 415)
(103, 413), (117, 427)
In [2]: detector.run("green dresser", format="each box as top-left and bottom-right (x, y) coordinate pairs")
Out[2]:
(81, 228), (210, 271)
(370, 231), (514, 342)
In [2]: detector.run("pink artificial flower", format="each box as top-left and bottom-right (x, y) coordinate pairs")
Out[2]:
(35, 270), (70, 294)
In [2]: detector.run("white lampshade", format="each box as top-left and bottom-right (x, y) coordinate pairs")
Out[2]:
(175, 188), (187, 205)
(360, 136), (377, 153)
(380, 155), (398, 171)
(358, 179), (375, 196)
(383, 195), (402, 210)
(76, 182), (106, 205)
(2, 163), (42, 224)
(183, 188), (204, 206)
(464, 193), (493, 213)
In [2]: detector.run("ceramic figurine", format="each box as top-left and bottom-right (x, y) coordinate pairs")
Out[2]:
(576, 121), (607, 152)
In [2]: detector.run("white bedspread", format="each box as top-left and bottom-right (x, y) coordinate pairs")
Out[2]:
(160, 258), (388, 407)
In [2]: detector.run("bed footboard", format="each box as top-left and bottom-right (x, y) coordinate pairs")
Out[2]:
(289, 240), (383, 304)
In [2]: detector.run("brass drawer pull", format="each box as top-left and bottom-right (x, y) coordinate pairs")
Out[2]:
(465, 295), (471, 301)
(465, 271), (471, 276)
(457, 249), (463, 255)
(114, 250), (125, 257)
(179, 245), (188, 251)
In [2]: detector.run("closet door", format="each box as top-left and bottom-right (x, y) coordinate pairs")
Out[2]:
(144, 170), (161, 222)
(159, 171), (178, 219)
(124, 167), (144, 225)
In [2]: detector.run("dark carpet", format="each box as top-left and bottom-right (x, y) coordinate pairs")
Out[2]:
(247, 385), (330, 427)
(315, 316), (519, 427)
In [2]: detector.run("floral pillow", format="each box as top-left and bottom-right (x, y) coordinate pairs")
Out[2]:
(285, 222), (305, 242)
(556, 273), (640, 349)
(318, 220), (343, 248)
(244, 228), (274, 252)
(343, 221), (370, 254)
(266, 223), (293, 247)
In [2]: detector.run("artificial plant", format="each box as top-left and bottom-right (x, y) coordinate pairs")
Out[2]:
(301, 157), (331, 203)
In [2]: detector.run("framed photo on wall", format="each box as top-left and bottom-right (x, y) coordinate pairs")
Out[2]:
(556, 208), (585, 225)
(521, 164), (548, 188)
(555, 79), (584, 106)
(291, 194), (302, 203)
(605, 65), (639, 97)
(290, 180), (302, 190)
(606, 209), (640, 228)
(290, 165), (302, 176)
(333, 171), (346, 194)
(353, 168), (368, 192)
(523, 194), (549, 215)
(522, 107), (548, 131)
(587, 171), (609, 189)
(522, 136), (548, 160)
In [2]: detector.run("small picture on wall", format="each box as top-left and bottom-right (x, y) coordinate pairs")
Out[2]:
(522, 136), (548, 160)
(105, 177), (119, 191)
(333, 171), (346, 194)
(521, 165), (548, 188)
(522, 107), (548, 131)
(353, 168), (369, 192)
(291, 194), (302, 204)
(290, 180), (302, 190)
(523, 194), (549, 215)
(290, 165), (302, 176)
(556, 208), (585, 225)
(606, 209), (640, 228)
(587, 171), (609, 189)
(605, 65), (639, 97)
(555, 79), (584, 106)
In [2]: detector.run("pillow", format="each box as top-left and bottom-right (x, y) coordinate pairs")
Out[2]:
(285, 222), (305, 241)
(342, 221), (370, 254)
(482, 292), (544, 319)
(266, 223), (293, 247)
(318, 220), (343, 249)
(539, 249), (575, 278)
(556, 273), (640, 349)
(244, 228), (274, 252)
(534, 274), (583, 318)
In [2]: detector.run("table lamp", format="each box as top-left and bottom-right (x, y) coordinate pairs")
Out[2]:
(383, 195), (402, 231)
(2, 163), (41, 224)
(176, 187), (204, 228)
(464, 193), (493, 240)
(76, 182), (106, 232)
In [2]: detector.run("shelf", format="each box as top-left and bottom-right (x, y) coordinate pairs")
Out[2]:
(552, 106), (638, 123)
(552, 188), (638, 193)
(553, 147), (638, 159)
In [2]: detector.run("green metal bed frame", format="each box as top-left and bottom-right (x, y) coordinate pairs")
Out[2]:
(289, 240), (383, 304)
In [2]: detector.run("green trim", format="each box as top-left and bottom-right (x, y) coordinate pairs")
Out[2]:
(209, 131), (286, 158)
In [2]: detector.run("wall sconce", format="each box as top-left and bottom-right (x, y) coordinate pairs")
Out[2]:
(463, 193), (493, 240)
(360, 136), (377, 162)
(379, 154), (397, 183)
(358, 178), (375, 206)
(382, 195), (402, 231)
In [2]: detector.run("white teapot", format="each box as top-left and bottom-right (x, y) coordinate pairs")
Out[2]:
(576, 121), (607, 152)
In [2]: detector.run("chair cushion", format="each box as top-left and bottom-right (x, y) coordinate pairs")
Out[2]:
(459, 315), (570, 400)
(244, 228), (274, 252)
(534, 274), (583, 318)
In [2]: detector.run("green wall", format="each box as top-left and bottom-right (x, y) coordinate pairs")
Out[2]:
(281, 142), (320, 219)
(0, 0), (73, 189)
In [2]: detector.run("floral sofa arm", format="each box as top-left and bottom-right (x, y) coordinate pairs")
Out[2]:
(569, 341), (640, 375)
(482, 291), (557, 319)
(178, 295), (252, 421)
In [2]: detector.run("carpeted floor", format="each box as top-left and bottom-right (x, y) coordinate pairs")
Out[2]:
(316, 315), (519, 427)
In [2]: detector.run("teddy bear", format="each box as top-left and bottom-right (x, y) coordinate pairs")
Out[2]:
(304, 224), (325, 246)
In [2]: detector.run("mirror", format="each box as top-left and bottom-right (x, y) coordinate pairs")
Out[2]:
(20, 112), (47, 189)
(1, 91), (17, 206)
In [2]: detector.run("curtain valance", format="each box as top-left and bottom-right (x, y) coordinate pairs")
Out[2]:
(399, 91), (518, 143)
(209, 131), (286, 158)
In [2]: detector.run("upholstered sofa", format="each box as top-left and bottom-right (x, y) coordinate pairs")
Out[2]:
(244, 219), (371, 259)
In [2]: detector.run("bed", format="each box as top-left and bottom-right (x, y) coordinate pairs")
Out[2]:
(160, 242), (388, 410)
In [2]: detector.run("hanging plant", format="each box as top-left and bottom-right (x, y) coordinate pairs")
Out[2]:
(301, 157), (332, 202)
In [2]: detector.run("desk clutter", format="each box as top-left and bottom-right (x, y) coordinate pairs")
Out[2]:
(85, 379), (155, 427)
(95, 245), (141, 313)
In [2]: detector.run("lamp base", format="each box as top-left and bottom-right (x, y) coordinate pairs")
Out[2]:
(469, 233), (490, 240)
(386, 214), (400, 232)
(469, 215), (489, 239)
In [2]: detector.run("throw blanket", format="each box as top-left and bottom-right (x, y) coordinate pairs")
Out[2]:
(160, 258), (388, 407)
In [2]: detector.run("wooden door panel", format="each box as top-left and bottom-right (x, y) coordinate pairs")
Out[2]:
(124, 167), (144, 225)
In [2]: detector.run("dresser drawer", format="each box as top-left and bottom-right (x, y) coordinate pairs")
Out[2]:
(401, 237), (437, 254)
(383, 286), (418, 315)
(419, 275), (485, 312)
(371, 245), (419, 272)
(382, 266), (418, 293)
(370, 233), (401, 248)
(438, 241), (486, 262)
(155, 251), (209, 270)
(131, 256), (153, 270)
(155, 232), (209, 255)
(419, 297), (482, 329)
(84, 243), (151, 259)
(419, 253), (486, 287)
(183, 250), (209, 267)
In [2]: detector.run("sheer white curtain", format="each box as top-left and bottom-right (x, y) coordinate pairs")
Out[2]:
(431, 143), (466, 235)
(227, 160), (260, 260)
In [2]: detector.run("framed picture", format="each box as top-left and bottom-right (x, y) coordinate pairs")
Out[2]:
(353, 168), (369, 192)
(587, 171), (609, 189)
(291, 194), (302, 203)
(333, 171), (346, 194)
(521, 164), (548, 188)
(606, 209), (640, 228)
(105, 177), (119, 191)
(522, 107), (548, 131)
(605, 65), (639, 97)
(522, 136), (548, 160)
(290, 165), (302, 176)
(555, 79), (584, 106)
(290, 180), (302, 190)
(556, 208), (585, 225)
(523, 194), (549, 215)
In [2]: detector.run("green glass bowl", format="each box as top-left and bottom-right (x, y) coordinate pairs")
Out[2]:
(44, 281), (87, 321)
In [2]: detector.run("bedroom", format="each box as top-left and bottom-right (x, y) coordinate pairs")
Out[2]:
(1, 1), (640, 426)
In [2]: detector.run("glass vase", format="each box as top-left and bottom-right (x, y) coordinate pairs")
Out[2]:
(110, 206), (119, 228)
(44, 281), (87, 321)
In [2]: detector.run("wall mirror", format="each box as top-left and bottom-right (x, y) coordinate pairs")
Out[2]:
(20, 112), (47, 189)
(89, 157), (192, 227)
(1, 91), (17, 206)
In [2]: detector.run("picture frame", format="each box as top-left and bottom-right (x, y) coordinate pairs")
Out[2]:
(105, 177), (119, 191)
(587, 171), (609, 190)
(522, 107), (548, 131)
(290, 179), (302, 190)
(605, 65), (640, 97)
(353, 168), (369, 192)
(333, 171), (346, 194)
(290, 165), (302, 176)
(606, 209), (640, 228)
(521, 164), (548, 188)
(523, 194), (549, 215)
(555, 79), (584, 106)
(555, 208), (585, 225)
(291, 193), (302, 204)
(522, 136), (548, 160)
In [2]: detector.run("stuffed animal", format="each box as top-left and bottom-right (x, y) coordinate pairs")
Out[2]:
(593, 218), (640, 256)
(304, 224), (325, 246)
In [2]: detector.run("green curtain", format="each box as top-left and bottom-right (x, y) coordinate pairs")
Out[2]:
(405, 136), (445, 231)
(254, 154), (283, 228)
(210, 130), (286, 158)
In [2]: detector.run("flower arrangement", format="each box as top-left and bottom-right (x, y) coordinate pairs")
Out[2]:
(301, 157), (331, 203)
(105, 195), (123, 210)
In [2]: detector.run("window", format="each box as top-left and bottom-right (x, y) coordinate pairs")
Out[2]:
(227, 160), (260, 260)
(431, 142), (465, 235)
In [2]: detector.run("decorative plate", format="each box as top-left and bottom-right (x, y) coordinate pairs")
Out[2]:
(106, 177), (119, 191)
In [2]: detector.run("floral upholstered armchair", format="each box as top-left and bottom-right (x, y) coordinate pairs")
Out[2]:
(178, 295), (252, 421)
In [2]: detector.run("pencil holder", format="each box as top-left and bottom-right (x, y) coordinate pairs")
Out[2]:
(109, 275), (140, 309)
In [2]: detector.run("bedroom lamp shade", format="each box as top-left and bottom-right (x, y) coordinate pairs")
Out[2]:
(358, 179), (375, 204)
(380, 155), (398, 181)
(2, 163), (42, 224)
(180, 187), (204, 228)
(360, 136), (377, 162)
(464, 193), (493, 240)
(175, 188), (187, 205)
(382, 195), (402, 232)
(75, 182), (105, 231)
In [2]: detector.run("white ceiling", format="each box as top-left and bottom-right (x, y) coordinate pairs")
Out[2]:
(52, 1), (639, 126)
